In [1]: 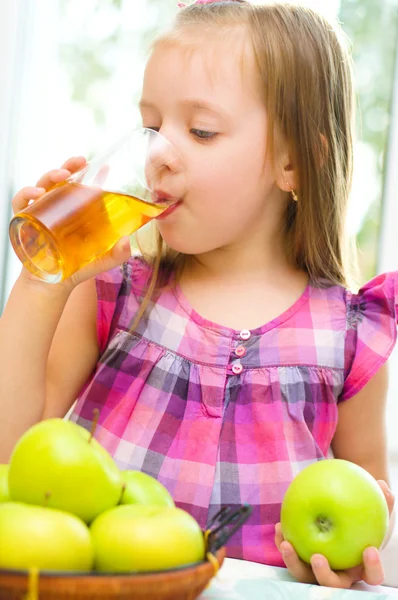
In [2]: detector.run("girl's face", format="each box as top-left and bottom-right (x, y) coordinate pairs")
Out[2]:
(140, 35), (286, 255)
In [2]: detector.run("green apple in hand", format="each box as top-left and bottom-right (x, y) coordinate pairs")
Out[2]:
(120, 470), (174, 507)
(8, 418), (122, 523)
(0, 465), (9, 502)
(91, 504), (205, 572)
(280, 459), (389, 570)
(0, 502), (93, 571)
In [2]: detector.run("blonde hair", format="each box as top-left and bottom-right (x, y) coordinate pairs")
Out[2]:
(133, 1), (357, 328)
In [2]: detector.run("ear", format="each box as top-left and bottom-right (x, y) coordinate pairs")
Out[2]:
(275, 133), (328, 196)
(275, 151), (298, 196)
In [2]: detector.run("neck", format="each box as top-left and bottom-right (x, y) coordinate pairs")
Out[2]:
(184, 217), (295, 285)
(178, 215), (309, 332)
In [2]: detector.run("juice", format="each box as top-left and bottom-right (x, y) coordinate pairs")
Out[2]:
(9, 182), (166, 283)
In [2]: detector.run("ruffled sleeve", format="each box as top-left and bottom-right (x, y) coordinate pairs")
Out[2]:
(340, 271), (398, 401)
(95, 254), (152, 354)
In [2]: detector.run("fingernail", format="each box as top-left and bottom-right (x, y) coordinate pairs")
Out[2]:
(28, 188), (45, 204)
(122, 238), (131, 252)
(56, 169), (71, 179)
(365, 547), (379, 563)
(312, 557), (324, 569)
(378, 480), (391, 494)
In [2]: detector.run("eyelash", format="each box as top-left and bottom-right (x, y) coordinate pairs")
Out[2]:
(191, 129), (217, 141)
(147, 127), (217, 142)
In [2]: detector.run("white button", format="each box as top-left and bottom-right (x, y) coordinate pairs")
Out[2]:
(235, 345), (247, 358)
(239, 330), (251, 341)
(232, 363), (243, 375)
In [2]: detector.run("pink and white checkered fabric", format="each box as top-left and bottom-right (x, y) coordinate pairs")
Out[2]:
(71, 257), (398, 566)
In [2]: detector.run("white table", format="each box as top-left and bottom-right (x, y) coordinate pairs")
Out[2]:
(200, 558), (398, 600)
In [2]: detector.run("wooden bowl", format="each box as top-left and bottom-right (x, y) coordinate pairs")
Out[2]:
(0, 547), (226, 600)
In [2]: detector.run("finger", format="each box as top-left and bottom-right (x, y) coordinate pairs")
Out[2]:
(362, 547), (385, 586)
(109, 236), (132, 264)
(279, 541), (317, 584)
(36, 169), (71, 190)
(274, 523), (284, 551)
(69, 237), (131, 288)
(93, 165), (109, 187)
(310, 554), (353, 588)
(378, 480), (395, 516)
(12, 186), (46, 214)
(60, 156), (87, 173)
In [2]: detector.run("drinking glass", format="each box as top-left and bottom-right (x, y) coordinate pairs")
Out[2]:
(9, 128), (185, 283)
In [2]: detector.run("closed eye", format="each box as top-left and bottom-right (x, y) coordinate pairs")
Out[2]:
(143, 126), (217, 141)
(191, 129), (217, 140)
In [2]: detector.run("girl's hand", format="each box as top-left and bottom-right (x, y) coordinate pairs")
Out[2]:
(275, 480), (395, 588)
(12, 156), (87, 216)
(12, 156), (132, 291)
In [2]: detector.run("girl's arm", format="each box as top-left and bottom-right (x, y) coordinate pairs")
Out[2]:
(0, 157), (132, 463)
(0, 275), (99, 463)
(331, 362), (390, 483)
(332, 362), (395, 550)
(275, 363), (395, 587)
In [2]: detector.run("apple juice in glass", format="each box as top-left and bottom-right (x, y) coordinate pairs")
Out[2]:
(9, 128), (185, 283)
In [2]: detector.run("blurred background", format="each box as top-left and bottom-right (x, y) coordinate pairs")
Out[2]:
(0, 0), (398, 471)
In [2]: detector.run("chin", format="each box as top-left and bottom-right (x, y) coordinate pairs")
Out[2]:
(159, 229), (217, 256)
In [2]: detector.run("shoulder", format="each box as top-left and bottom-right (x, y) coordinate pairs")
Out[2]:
(347, 271), (397, 320)
(96, 253), (153, 301)
(339, 271), (398, 401)
(95, 253), (155, 353)
(301, 273), (397, 400)
(307, 271), (398, 325)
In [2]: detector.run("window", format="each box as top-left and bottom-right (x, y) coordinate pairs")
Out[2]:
(1, 0), (398, 453)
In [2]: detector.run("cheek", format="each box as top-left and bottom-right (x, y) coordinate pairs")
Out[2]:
(190, 151), (267, 217)
(190, 154), (245, 200)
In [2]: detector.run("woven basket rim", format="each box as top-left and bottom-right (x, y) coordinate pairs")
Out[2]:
(0, 547), (225, 579)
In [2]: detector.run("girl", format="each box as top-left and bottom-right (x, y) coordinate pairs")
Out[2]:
(1, 0), (397, 589)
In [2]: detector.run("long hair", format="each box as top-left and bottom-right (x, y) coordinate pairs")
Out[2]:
(132, 1), (357, 329)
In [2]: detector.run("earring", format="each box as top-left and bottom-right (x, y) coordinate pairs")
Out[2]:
(286, 181), (298, 202)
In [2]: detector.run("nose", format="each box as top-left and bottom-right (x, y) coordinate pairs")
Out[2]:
(146, 129), (184, 176)
(144, 128), (185, 193)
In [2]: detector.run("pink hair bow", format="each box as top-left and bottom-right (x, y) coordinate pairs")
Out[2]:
(178, 0), (232, 7)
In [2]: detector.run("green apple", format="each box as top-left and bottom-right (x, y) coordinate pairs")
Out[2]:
(120, 470), (174, 507)
(91, 504), (205, 572)
(280, 459), (389, 570)
(0, 502), (93, 571)
(8, 418), (122, 523)
(0, 465), (9, 502)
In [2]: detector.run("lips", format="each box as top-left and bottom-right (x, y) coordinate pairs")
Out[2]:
(155, 201), (182, 220)
(153, 190), (182, 219)
(154, 190), (173, 202)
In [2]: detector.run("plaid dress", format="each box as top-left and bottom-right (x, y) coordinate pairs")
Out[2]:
(70, 257), (398, 567)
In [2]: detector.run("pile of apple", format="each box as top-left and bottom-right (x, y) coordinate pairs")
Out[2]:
(0, 416), (205, 573)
